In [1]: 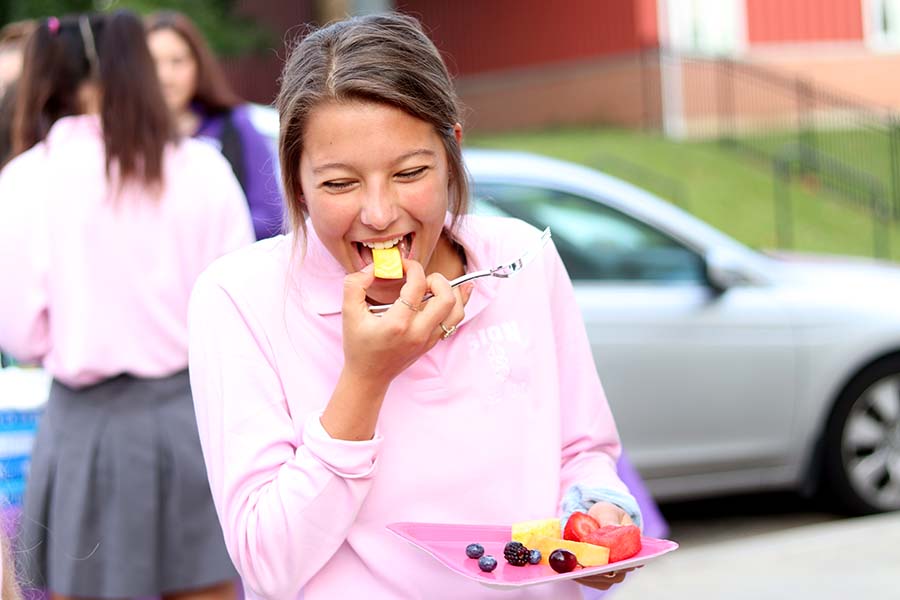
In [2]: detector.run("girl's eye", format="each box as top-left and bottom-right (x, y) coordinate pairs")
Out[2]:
(322, 180), (356, 191)
(396, 166), (427, 180)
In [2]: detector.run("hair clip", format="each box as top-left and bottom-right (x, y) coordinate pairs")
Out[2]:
(47, 16), (60, 35)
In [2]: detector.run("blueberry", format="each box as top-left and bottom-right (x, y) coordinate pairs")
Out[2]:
(528, 549), (542, 565)
(465, 543), (485, 559)
(478, 554), (498, 572)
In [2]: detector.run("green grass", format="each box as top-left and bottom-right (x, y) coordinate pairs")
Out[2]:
(467, 126), (900, 262)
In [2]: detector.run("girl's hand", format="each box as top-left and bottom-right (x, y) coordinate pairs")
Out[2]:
(576, 501), (637, 590)
(587, 501), (634, 527)
(341, 258), (472, 385)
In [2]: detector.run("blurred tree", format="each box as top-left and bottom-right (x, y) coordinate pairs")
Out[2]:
(0, 0), (274, 56)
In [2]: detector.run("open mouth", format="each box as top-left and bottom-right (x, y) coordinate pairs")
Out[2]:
(355, 233), (414, 266)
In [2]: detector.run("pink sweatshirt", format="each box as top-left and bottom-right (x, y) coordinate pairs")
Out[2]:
(0, 115), (254, 387)
(188, 215), (630, 599)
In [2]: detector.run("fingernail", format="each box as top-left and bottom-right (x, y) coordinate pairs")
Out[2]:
(361, 264), (374, 273)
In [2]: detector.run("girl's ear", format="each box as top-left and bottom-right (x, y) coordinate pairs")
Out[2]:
(453, 122), (463, 145)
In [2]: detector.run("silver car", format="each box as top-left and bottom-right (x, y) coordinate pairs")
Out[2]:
(466, 148), (900, 515)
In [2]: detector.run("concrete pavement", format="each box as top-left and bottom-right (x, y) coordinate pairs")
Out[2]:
(611, 511), (900, 600)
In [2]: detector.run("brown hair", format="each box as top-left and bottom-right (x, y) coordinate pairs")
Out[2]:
(145, 11), (242, 114)
(276, 12), (468, 242)
(11, 10), (176, 188)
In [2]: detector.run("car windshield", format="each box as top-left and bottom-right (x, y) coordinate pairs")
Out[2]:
(473, 182), (707, 283)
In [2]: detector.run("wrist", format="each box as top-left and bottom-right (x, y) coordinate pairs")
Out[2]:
(320, 369), (390, 441)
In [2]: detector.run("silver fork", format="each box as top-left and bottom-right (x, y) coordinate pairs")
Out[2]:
(368, 227), (552, 314)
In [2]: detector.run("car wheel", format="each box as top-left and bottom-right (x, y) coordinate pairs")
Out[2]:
(823, 355), (900, 514)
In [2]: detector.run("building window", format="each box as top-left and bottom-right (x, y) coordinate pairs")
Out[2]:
(865, 0), (900, 49)
(662, 0), (745, 56)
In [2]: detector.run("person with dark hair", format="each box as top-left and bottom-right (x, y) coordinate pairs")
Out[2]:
(146, 11), (284, 241)
(188, 13), (644, 599)
(0, 10), (252, 600)
(0, 81), (16, 170)
(0, 20), (34, 168)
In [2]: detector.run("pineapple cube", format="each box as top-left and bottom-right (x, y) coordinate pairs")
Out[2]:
(529, 537), (610, 567)
(371, 246), (403, 279)
(511, 518), (562, 548)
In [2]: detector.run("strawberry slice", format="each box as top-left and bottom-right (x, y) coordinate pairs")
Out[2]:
(563, 511), (601, 542)
(584, 524), (642, 563)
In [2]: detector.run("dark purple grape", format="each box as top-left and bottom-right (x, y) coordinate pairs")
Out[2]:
(465, 543), (485, 559)
(548, 549), (579, 573)
(478, 555), (498, 572)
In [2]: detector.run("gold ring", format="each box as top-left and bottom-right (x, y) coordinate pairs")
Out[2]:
(603, 571), (618, 579)
(440, 323), (457, 339)
(398, 298), (420, 312)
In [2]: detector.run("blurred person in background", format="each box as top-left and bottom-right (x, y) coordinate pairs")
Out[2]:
(0, 20), (35, 168)
(146, 10), (284, 241)
(0, 10), (253, 600)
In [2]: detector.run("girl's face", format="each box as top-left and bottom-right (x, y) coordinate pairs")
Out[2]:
(147, 28), (197, 113)
(299, 100), (460, 302)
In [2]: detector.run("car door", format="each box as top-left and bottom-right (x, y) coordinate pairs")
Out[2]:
(473, 181), (798, 498)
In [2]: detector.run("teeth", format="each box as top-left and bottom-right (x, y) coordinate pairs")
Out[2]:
(362, 236), (403, 250)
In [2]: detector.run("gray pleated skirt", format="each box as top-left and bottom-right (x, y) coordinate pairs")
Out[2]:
(17, 370), (237, 598)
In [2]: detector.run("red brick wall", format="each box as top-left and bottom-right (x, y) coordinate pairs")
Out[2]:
(397, 0), (654, 76)
(746, 0), (864, 44)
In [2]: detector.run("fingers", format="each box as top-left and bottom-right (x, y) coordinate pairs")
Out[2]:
(587, 501), (632, 527)
(397, 259), (427, 309)
(576, 569), (629, 590)
(342, 265), (376, 317)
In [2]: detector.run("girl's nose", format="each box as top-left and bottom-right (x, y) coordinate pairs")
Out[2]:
(359, 184), (397, 231)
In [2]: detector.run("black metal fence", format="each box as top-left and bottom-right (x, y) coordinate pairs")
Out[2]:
(650, 51), (900, 223)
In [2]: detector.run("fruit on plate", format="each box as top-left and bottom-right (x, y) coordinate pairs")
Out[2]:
(527, 537), (609, 567)
(548, 549), (579, 573)
(371, 246), (403, 279)
(563, 511), (601, 542)
(503, 541), (531, 566)
(478, 555), (498, 572)
(465, 543), (484, 559)
(584, 525), (642, 563)
(511, 517), (561, 547)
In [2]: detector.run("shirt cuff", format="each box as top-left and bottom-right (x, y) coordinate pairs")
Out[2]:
(560, 484), (643, 531)
(301, 412), (383, 479)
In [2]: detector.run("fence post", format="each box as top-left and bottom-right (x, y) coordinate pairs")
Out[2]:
(773, 157), (794, 249)
(796, 78), (819, 175)
(717, 57), (735, 146)
(889, 116), (900, 219)
(871, 187), (891, 259)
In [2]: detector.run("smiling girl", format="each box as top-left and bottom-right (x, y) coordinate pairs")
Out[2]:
(188, 13), (641, 599)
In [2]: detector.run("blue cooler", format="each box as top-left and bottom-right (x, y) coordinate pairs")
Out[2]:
(0, 366), (49, 508)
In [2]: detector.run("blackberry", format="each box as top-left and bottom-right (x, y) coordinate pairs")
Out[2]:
(503, 541), (530, 566)
(465, 543), (485, 559)
(478, 555), (498, 572)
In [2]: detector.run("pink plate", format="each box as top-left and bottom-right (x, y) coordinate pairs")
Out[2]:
(387, 521), (679, 589)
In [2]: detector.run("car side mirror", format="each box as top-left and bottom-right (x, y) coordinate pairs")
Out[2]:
(704, 249), (751, 294)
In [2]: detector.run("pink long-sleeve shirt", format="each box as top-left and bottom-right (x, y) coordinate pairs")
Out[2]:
(0, 115), (254, 387)
(188, 215), (629, 599)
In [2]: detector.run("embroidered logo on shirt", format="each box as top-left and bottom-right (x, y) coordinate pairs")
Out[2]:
(464, 320), (530, 407)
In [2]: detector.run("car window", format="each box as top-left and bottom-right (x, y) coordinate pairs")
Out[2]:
(472, 183), (706, 283)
